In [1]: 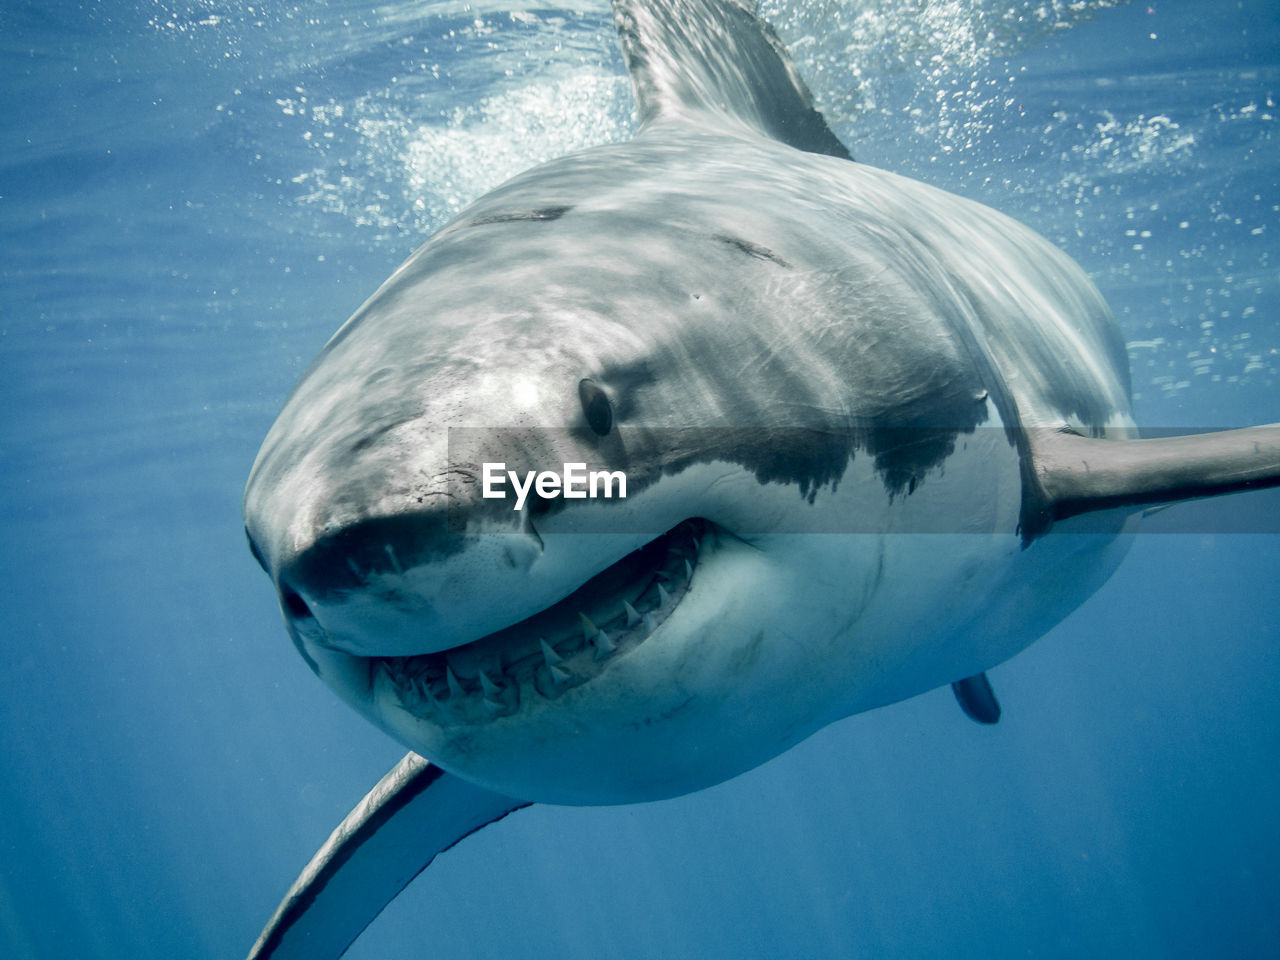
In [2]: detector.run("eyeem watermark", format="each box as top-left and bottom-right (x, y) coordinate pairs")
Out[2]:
(482, 462), (627, 510)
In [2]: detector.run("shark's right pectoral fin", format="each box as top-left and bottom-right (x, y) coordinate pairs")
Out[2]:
(247, 752), (530, 960)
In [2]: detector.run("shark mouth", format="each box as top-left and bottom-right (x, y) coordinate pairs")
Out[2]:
(374, 518), (714, 726)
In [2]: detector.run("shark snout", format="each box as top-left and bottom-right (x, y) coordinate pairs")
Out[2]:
(259, 488), (551, 656)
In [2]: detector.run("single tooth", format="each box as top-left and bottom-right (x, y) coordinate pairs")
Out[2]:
(623, 600), (641, 627)
(579, 613), (599, 639)
(594, 629), (615, 660)
(657, 582), (671, 608)
(549, 663), (571, 685)
(691, 535), (701, 552)
(684, 559), (694, 580)
(478, 669), (500, 699)
(540, 638), (564, 666)
(446, 666), (464, 700)
(655, 570), (671, 582)
(643, 613), (656, 636)
(384, 543), (404, 574)
(417, 677), (440, 707)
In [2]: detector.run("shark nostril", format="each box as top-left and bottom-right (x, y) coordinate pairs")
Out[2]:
(281, 588), (314, 621)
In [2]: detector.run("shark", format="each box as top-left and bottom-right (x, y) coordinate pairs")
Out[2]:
(240, 0), (1280, 956)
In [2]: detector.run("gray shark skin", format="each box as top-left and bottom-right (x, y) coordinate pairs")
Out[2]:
(241, 1), (1280, 956)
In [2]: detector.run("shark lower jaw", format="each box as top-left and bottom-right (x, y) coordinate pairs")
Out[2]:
(364, 517), (717, 728)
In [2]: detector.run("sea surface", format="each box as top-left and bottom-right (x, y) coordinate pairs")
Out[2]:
(2, 1), (1278, 957)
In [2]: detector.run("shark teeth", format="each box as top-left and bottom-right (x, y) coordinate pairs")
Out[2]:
(542, 637), (571, 684)
(540, 637), (564, 666)
(414, 675), (438, 706)
(446, 666), (465, 700)
(382, 518), (715, 721)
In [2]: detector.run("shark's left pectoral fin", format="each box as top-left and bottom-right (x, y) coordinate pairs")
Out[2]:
(951, 672), (1001, 725)
(247, 753), (530, 960)
(1031, 423), (1280, 528)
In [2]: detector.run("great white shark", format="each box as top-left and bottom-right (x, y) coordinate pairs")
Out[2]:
(241, 0), (1280, 956)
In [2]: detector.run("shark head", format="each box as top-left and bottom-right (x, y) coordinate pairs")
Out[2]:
(243, 135), (1050, 804)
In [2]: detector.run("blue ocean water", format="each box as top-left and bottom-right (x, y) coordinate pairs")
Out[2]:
(1, 0), (1277, 957)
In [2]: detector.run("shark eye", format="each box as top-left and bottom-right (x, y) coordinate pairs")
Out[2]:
(578, 378), (613, 436)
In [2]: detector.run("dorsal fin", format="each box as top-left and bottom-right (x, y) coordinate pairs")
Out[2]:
(612, 0), (851, 158)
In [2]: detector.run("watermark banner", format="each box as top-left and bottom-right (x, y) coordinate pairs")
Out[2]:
(441, 425), (1280, 535)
